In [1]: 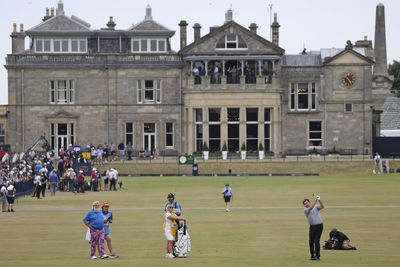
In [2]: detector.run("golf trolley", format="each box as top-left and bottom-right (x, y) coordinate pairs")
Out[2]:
(173, 221), (191, 258)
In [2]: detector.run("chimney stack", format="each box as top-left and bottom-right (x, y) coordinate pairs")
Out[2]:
(43, 8), (51, 21)
(373, 3), (388, 76)
(106, 16), (116, 30)
(225, 8), (233, 23)
(249, 23), (258, 34)
(271, 13), (280, 46)
(11, 23), (26, 54)
(50, 7), (54, 17)
(193, 23), (202, 42)
(179, 20), (188, 50)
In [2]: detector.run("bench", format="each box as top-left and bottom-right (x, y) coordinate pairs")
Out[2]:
(339, 148), (358, 155)
(285, 149), (308, 156)
(160, 149), (179, 157)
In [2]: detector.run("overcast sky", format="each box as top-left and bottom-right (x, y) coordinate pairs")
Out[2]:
(1, 0), (399, 105)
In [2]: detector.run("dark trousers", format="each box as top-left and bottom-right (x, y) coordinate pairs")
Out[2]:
(309, 223), (323, 258)
(41, 182), (47, 197)
(110, 179), (116, 191)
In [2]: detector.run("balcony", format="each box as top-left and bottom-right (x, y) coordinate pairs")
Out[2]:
(5, 54), (184, 68)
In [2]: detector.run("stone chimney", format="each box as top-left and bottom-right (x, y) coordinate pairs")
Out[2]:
(42, 8), (51, 21)
(249, 23), (258, 34)
(178, 20), (188, 50)
(271, 13), (280, 46)
(106, 16), (116, 30)
(373, 3), (388, 76)
(50, 7), (55, 17)
(225, 8), (233, 23)
(56, 0), (65, 16)
(193, 23), (201, 42)
(145, 5), (152, 20)
(209, 26), (219, 33)
(11, 23), (26, 54)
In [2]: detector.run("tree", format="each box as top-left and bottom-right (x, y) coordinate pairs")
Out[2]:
(388, 60), (400, 97)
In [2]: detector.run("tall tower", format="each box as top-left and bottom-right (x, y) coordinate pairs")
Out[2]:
(271, 13), (280, 46)
(373, 3), (388, 76)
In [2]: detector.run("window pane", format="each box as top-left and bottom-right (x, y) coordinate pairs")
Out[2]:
(54, 40), (61, 52)
(309, 122), (321, 131)
(145, 80), (153, 88)
(228, 108), (240, 122)
(246, 108), (258, 121)
(264, 124), (270, 138)
(71, 40), (78, 51)
(195, 109), (202, 122)
(209, 108), (221, 122)
(62, 40), (69, 51)
(126, 122), (133, 133)
(166, 123), (173, 133)
(141, 40), (147, 51)
(150, 40), (157, 51)
(228, 124), (239, 138)
(298, 94), (308, 109)
(310, 132), (322, 139)
(209, 125), (220, 138)
(133, 40), (139, 51)
(228, 140), (239, 151)
(158, 40), (165, 51)
(36, 40), (43, 52)
(264, 108), (271, 122)
(145, 90), (153, 101)
(79, 40), (87, 52)
(166, 134), (173, 146)
(196, 125), (203, 138)
(246, 124), (258, 138)
(43, 40), (51, 51)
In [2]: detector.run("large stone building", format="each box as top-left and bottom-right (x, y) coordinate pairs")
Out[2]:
(3, 1), (393, 156)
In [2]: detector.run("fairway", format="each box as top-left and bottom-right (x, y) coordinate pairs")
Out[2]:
(1, 173), (399, 267)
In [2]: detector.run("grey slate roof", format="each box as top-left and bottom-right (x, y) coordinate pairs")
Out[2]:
(381, 97), (400, 129)
(26, 15), (90, 33)
(127, 20), (175, 37)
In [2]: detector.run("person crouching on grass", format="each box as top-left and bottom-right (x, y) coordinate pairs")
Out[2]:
(83, 201), (108, 259)
(303, 195), (325, 261)
(163, 204), (186, 258)
(101, 202), (119, 258)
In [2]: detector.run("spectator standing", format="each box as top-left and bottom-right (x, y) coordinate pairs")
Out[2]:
(91, 168), (99, 192)
(118, 143), (125, 161)
(221, 183), (233, 212)
(303, 195), (325, 261)
(1, 184), (7, 212)
(32, 174), (42, 199)
(102, 202), (119, 258)
(109, 168), (118, 191)
(49, 169), (59, 196)
(77, 170), (86, 193)
(163, 193), (182, 216)
(83, 201), (108, 259)
(6, 182), (16, 212)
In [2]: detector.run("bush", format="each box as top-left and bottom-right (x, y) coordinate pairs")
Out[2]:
(258, 142), (264, 151)
(222, 141), (228, 151)
(203, 141), (208, 151)
(241, 142), (246, 151)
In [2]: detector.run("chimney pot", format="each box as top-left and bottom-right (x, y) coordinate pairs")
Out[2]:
(50, 8), (54, 17)
(20, 24), (24, 32)
(249, 23), (258, 34)
(12, 23), (17, 33)
(179, 20), (188, 50)
(193, 23), (202, 42)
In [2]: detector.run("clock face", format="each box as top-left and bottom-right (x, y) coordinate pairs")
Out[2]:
(341, 72), (356, 87)
(179, 156), (187, 164)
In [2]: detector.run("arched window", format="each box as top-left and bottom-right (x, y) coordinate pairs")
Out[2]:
(216, 34), (247, 49)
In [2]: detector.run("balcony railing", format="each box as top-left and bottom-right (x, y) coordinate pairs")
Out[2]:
(6, 54), (184, 67)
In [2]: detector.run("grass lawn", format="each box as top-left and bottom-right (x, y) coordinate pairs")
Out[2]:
(1, 173), (399, 267)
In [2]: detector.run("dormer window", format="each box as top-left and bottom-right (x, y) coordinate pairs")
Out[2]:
(216, 34), (247, 49)
(132, 38), (166, 53)
(34, 38), (87, 53)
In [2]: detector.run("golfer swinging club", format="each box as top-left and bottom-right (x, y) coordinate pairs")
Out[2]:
(303, 194), (325, 260)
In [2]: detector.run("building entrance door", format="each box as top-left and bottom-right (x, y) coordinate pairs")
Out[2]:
(143, 123), (155, 153)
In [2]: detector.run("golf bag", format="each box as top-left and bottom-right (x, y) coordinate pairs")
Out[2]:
(173, 221), (191, 258)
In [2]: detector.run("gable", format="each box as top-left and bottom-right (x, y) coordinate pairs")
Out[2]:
(27, 15), (90, 34)
(324, 49), (373, 66)
(127, 20), (175, 36)
(180, 21), (284, 55)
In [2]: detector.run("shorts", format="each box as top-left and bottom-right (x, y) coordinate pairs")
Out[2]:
(224, 195), (231, 202)
(7, 196), (15, 204)
(165, 230), (175, 241)
(104, 226), (110, 236)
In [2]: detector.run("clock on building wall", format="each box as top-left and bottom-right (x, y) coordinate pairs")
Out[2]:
(341, 72), (356, 87)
